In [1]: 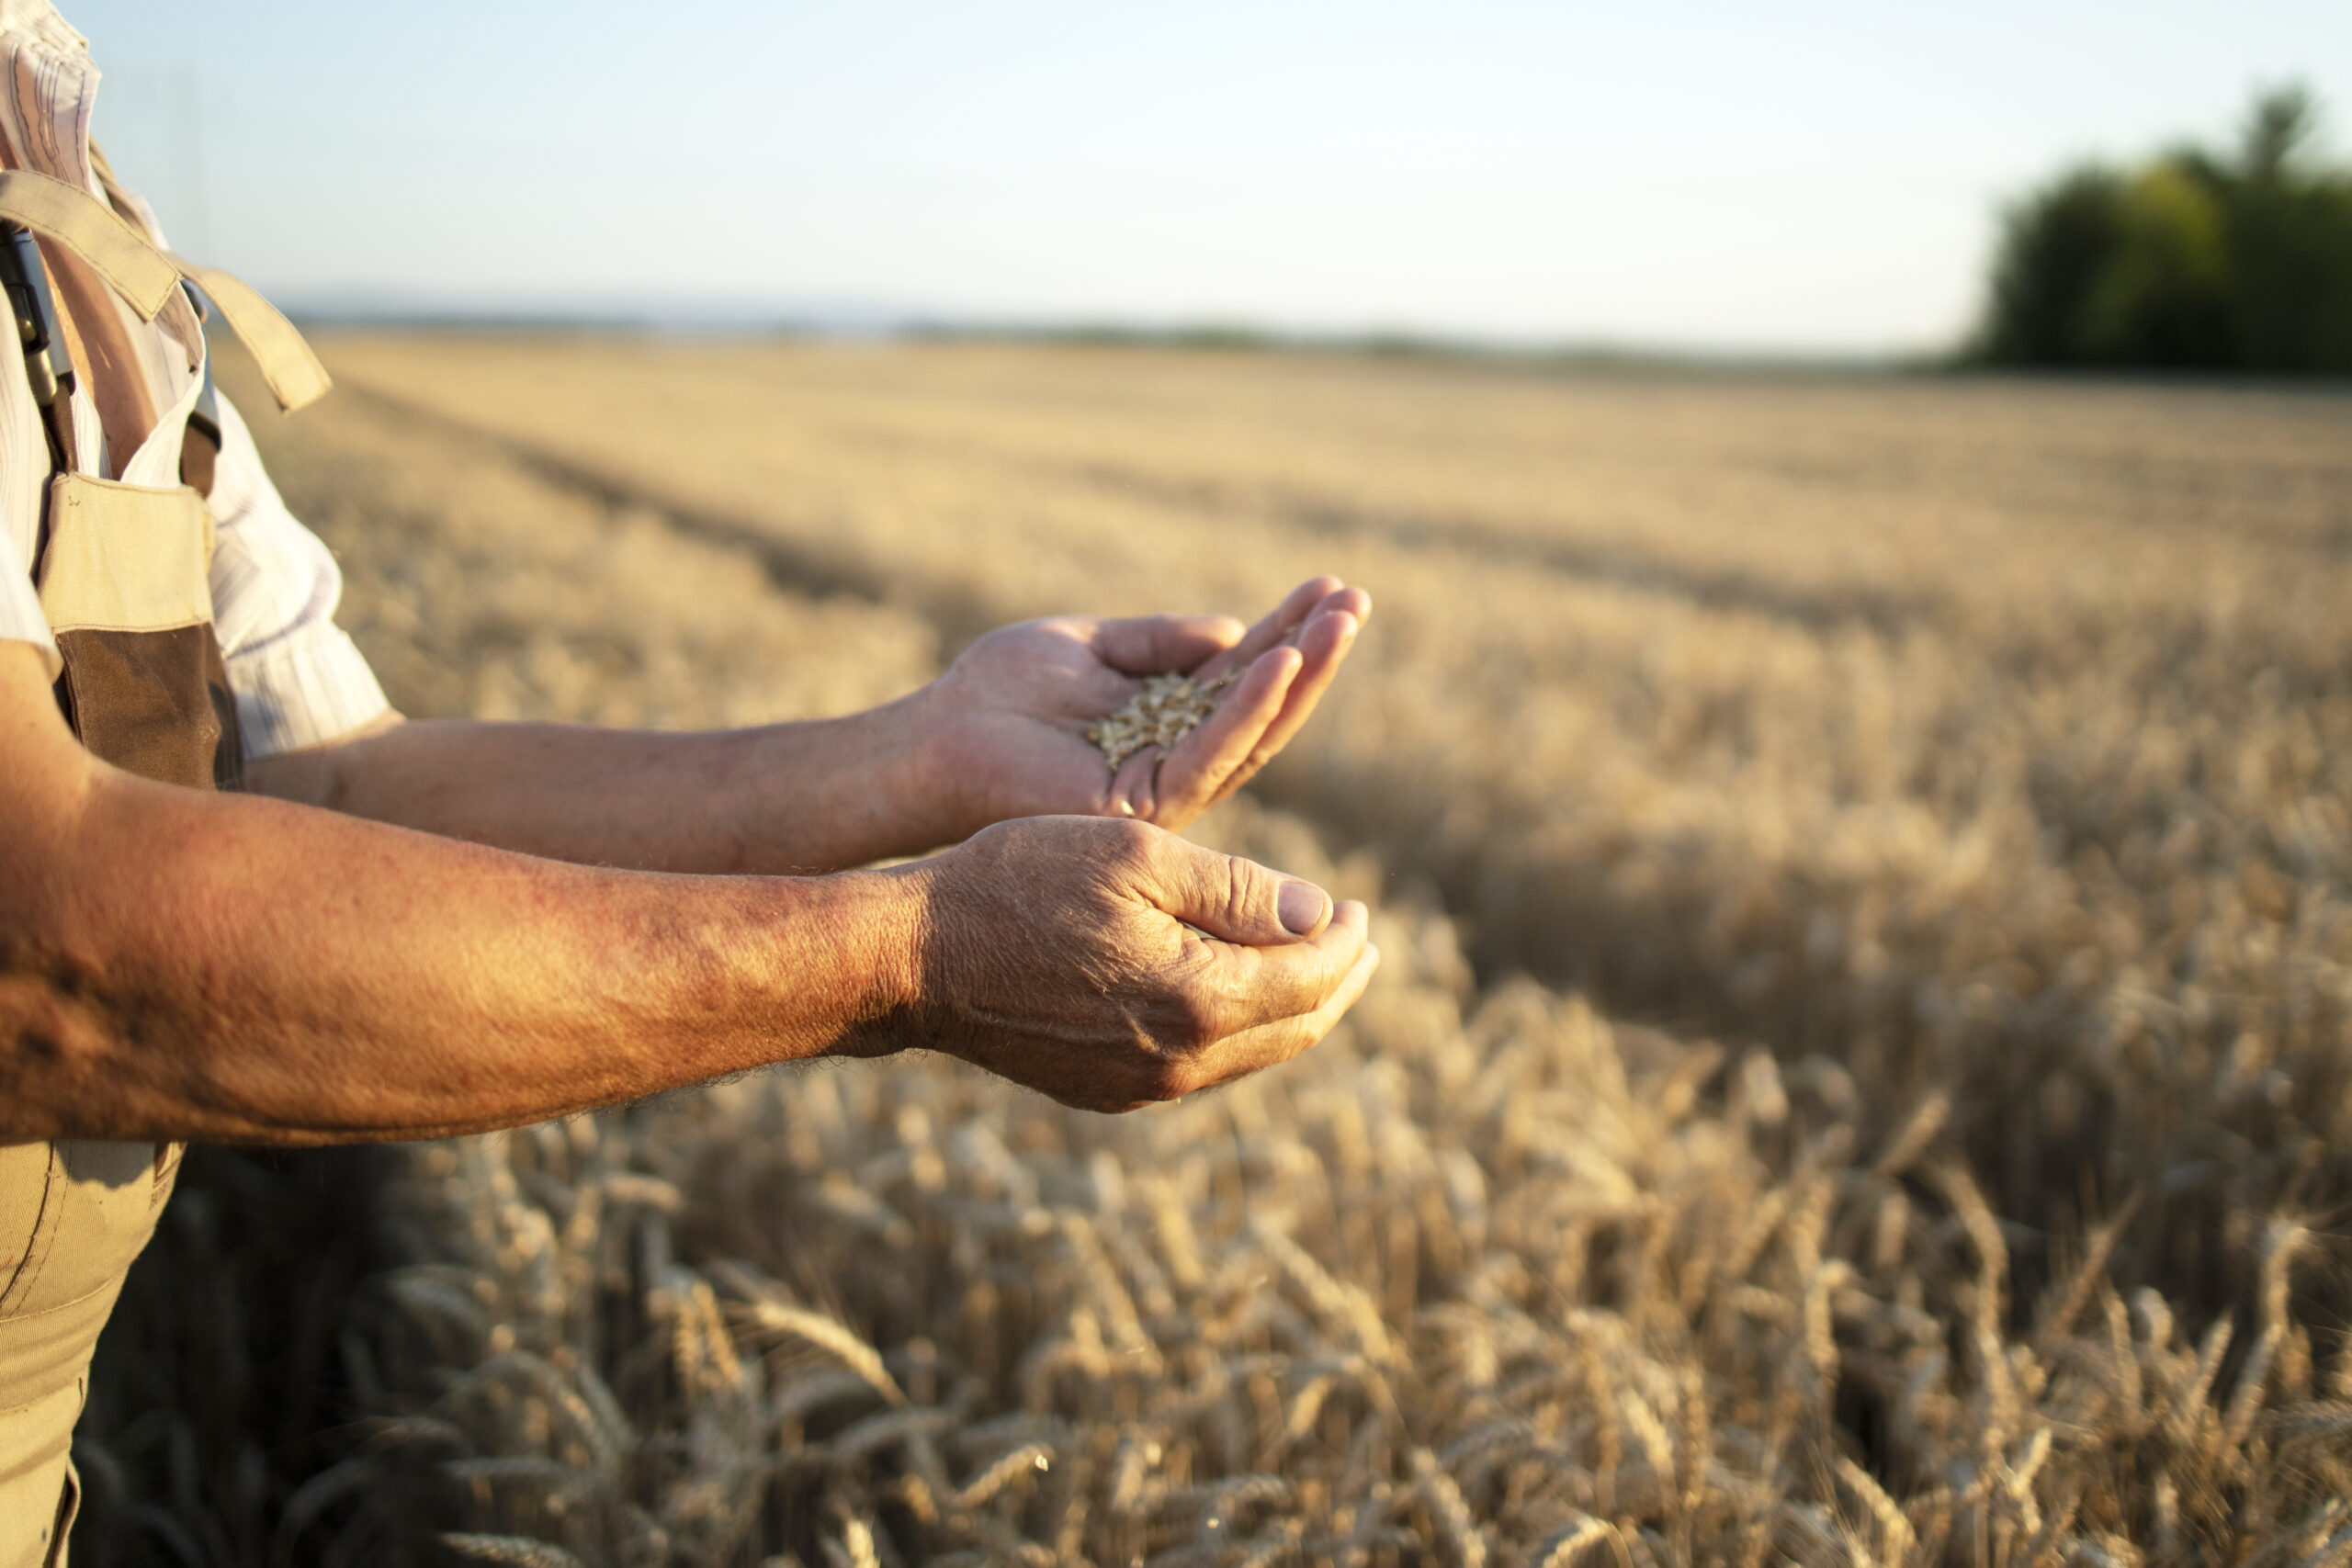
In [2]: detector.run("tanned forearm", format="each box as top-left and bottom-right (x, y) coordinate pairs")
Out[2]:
(0, 652), (922, 1145)
(246, 691), (959, 875)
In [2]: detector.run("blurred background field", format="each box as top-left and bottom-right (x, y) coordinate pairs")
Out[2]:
(67, 336), (2352, 1565)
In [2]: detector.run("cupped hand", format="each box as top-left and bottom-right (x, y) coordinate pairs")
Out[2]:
(883, 815), (1378, 1111)
(922, 576), (1369, 835)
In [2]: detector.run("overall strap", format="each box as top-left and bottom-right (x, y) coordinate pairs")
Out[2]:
(169, 258), (333, 413)
(0, 168), (177, 318)
(0, 165), (333, 414)
(0, 220), (78, 479)
(85, 145), (221, 491)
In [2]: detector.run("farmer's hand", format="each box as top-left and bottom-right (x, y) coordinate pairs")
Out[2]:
(876, 816), (1378, 1111)
(919, 576), (1368, 835)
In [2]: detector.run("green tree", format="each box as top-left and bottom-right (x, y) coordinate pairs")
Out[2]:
(1980, 166), (2128, 366)
(1974, 86), (2352, 373)
(2222, 87), (2352, 369)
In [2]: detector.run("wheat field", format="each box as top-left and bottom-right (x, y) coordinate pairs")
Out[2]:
(71, 339), (2352, 1567)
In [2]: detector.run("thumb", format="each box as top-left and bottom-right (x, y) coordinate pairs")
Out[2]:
(1146, 839), (1332, 945)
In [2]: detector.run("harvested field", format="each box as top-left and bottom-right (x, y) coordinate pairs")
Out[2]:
(74, 339), (2352, 1566)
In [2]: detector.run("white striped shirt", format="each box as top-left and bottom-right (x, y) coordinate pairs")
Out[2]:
(0, 0), (389, 756)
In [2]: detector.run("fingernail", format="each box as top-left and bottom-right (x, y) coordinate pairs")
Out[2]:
(1278, 881), (1329, 935)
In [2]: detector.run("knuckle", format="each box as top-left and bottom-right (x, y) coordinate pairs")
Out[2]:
(1133, 1058), (1191, 1102)
(1102, 815), (1159, 864)
(1219, 856), (1255, 931)
(1071, 817), (1159, 886)
(1226, 853), (1284, 932)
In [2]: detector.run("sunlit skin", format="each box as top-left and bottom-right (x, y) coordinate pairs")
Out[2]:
(0, 579), (1376, 1143)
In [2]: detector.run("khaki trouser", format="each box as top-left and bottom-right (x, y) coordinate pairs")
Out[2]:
(0, 1141), (180, 1568)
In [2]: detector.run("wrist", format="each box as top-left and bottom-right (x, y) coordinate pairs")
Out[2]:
(883, 677), (986, 849)
(721, 687), (965, 872)
(808, 861), (935, 1059)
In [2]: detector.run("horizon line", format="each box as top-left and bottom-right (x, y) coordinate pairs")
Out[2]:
(278, 299), (1949, 374)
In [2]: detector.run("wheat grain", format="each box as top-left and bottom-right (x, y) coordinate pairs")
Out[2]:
(1087, 671), (1236, 769)
(739, 1300), (906, 1408)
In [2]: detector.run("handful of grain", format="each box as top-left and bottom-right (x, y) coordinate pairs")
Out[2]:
(1088, 671), (1236, 770)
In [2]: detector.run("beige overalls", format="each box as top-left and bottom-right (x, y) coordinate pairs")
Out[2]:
(0, 158), (328, 1568)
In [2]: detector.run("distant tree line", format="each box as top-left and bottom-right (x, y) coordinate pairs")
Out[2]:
(1975, 86), (2352, 373)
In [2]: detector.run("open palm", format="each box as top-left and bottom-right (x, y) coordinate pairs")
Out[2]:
(924, 577), (1369, 834)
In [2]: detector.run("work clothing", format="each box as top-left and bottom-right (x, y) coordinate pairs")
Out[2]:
(0, 4), (388, 1561)
(0, 20), (385, 747)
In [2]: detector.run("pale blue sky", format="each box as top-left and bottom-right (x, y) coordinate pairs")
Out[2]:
(65, 0), (2352, 355)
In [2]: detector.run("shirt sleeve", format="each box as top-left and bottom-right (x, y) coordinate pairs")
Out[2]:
(0, 291), (60, 679)
(206, 391), (393, 757)
(0, 552), (55, 676)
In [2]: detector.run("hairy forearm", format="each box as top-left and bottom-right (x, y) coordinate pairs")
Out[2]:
(246, 690), (958, 875)
(0, 761), (922, 1145)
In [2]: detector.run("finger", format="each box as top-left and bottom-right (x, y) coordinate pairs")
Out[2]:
(1142, 834), (1338, 947)
(1090, 614), (1247, 676)
(1179, 898), (1373, 1037)
(1167, 900), (1374, 1067)
(1306, 584), (1372, 629)
(1191, 577), (1345, 681)
(1106, 743), (1160, 818)
(1205, 606), (1360, 807)
(1172, 940), (1383, 1096)
(1150, 644), (1302, 820)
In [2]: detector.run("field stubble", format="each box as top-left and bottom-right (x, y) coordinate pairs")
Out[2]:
(73, 339), (2352, 1566)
